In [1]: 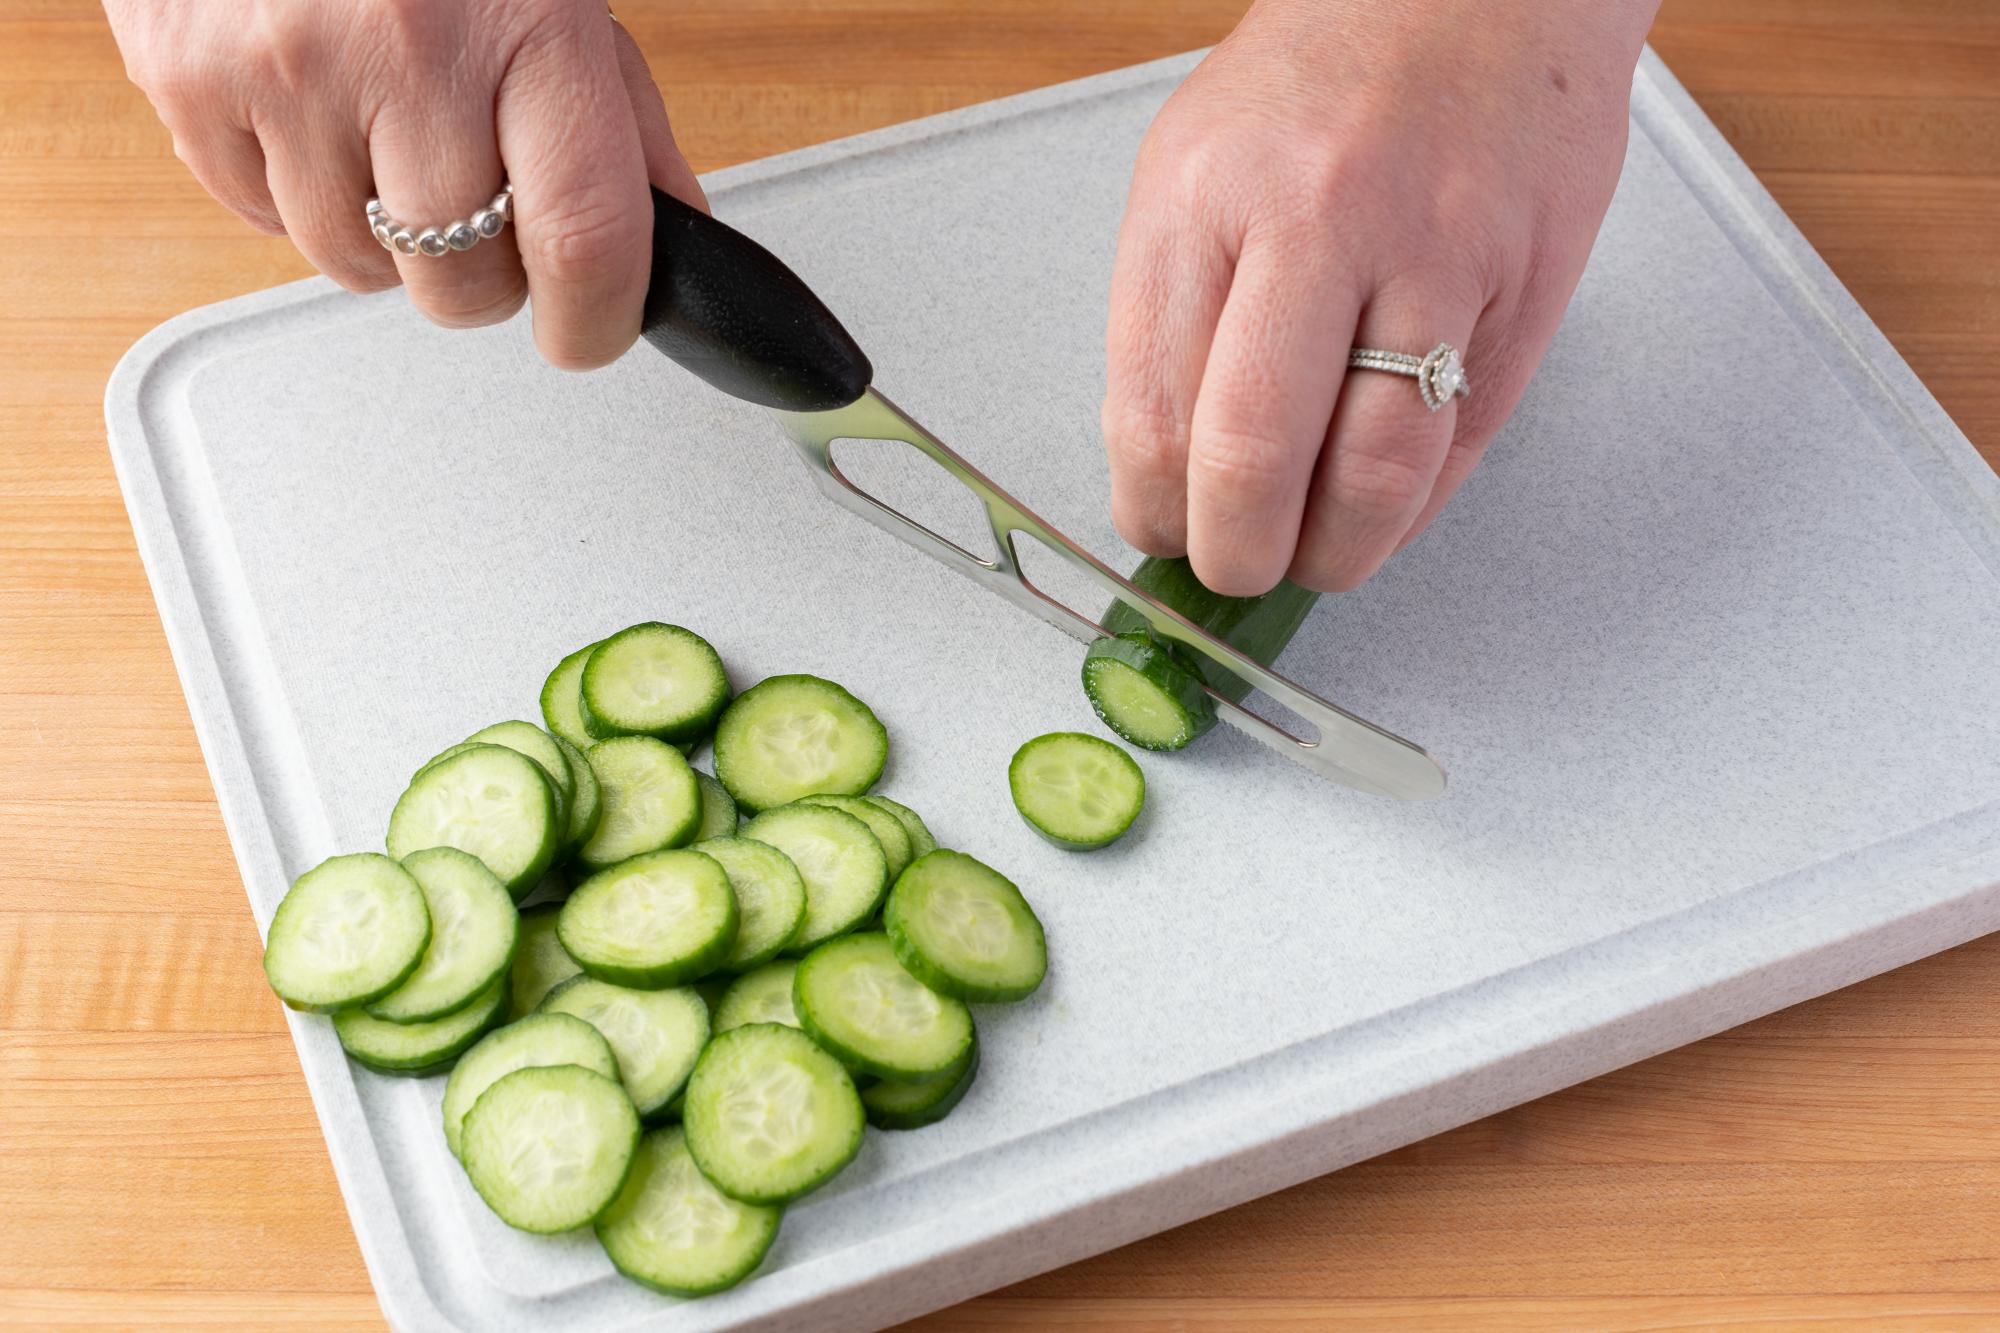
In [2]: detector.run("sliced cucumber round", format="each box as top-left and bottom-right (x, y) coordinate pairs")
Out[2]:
(581, 622), (730, 744)
(712, 960), (799, 1033)
(682, 1023), (863, 1204)
(696, 837), (806, 972)
(799, 794), (913, 882)
(334, 975), (505, 1074)
(577, 736), (701, 870)
(863, 795), (937, 858)
(559, 850), (738, 988)
(387, 744), (560, 898)
(551, 734), (602, 852)
(537, 975), (710, 1118)
(595, 1127), (782, 1297)
(365, 848), (519, 1024)
(540, 641), (601, 752)
(263, 853), (432, 1012)
(885, 850), (1047, 1002)
(713, 675), (887, 812)
(509, 904), (582, 1019)
(862, 1034), (979, 1130)
(461, 1064), (640, 1233)
(441, 1012), (620, 1158)
(793, 932), (973, 1080)
(1008, 731), (1145, 850)
(1081, 631), (1214, 751)
(740, 804), (887, 953)
(464, 721), (575, 804)
(692, 771), (739, 841)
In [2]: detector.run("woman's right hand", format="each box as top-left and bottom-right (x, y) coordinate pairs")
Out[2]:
(105, 0), (705, 369)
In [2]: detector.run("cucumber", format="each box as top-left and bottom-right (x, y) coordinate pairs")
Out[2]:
(884, 850), (1047, 1002)
(581, 622), (730, 744)
(538, 975), (710, 1118)
(1086, 557), (1319, 749)
(509, 904), (582, 1018)
(541, 641), (601, 751)
(793, 933), (974, 1080)
(576, 736), (701, 870)
(712, 675), (886, 811)
(595, 1126), (783, 1296)
(862, 1035), (979, 1130)
(799, 794), (913, 881)
(682, 1023), (864, 1204)
(387, 744), (560, 898)
(460, 1064), (640, 1233)
(559, 850), (738, 988)
(442, 1012), (620, 1158)
(712, 960), (799, 1032)
(1007, 731), (1145, 851)
(863, 795), (937, 858)
(1080, 631), (1213, 752)
(551, 734), (603, 851)
(695, 837), (806, 972)
(263, 853), (432, 1013)
(464, 721), (575, 806)
(334, 975), (505, 1074)
(692, 771), (739, 841)
(366, 848), (519, 1023)
(740, 804), (887, 952)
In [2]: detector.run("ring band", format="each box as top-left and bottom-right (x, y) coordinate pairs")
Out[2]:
(1347, 342), (1470, 412)
(367, 184), (513, 258)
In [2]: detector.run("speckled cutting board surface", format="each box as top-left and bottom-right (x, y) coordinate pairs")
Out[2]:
(106, 48), (2000, 1333)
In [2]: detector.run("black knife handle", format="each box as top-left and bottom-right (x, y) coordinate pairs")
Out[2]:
(639, 187), (873, 413)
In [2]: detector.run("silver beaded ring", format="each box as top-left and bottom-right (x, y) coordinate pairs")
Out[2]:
(366, 184), (513, 258)
(1346, 342), (1470, 412)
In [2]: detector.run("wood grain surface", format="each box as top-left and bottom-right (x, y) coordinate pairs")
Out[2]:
(2, 1), (1995, 1328)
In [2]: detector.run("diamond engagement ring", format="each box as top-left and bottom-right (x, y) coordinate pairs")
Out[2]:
(1346, 343), (1470, 412)
(366, 184), (513, 258)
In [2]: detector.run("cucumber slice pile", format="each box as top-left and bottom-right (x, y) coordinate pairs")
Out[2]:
(262, 616), (1061, 1298)
(1008, 731), (1145, 851)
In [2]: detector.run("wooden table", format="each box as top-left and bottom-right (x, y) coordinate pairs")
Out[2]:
(3, 1), (1995, 1328)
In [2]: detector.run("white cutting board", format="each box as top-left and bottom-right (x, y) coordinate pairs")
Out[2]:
(106, 48), (2000, 1333)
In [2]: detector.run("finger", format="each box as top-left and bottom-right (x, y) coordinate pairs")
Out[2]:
(609, 18), (707, 213)
(497, 9), (653, 370)
(1100, 182), (1233, 558)
(1289, 285), (1478, 591)
(264, 116), (398, 293)
(370, 87), (527, 327)
(168, 121), (283, 236)
(1183, 238), (1362, 596)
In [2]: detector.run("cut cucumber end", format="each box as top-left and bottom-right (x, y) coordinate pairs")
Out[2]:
(1081, 631), (1215, 751)
(1008, 731), (1145, 851)
(884, 850), (1047, 1003)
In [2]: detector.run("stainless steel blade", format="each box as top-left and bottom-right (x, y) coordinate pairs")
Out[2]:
(771, 388), (1447, 800)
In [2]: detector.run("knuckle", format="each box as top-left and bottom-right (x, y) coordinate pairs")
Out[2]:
(411, 272), (527, 327)
(1101, 398), (1189, 474)
(1187, 424), (1302, 507)
(528, 191), (647, 288)
(1331, 440), (1433, 518)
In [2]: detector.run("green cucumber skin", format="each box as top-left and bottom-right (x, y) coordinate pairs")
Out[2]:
(335, 979), (508, 1074)
(862, 1038), (979, 1130)
(1081, 632), (1215, 751)
(1100, 556), (1319, 703)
